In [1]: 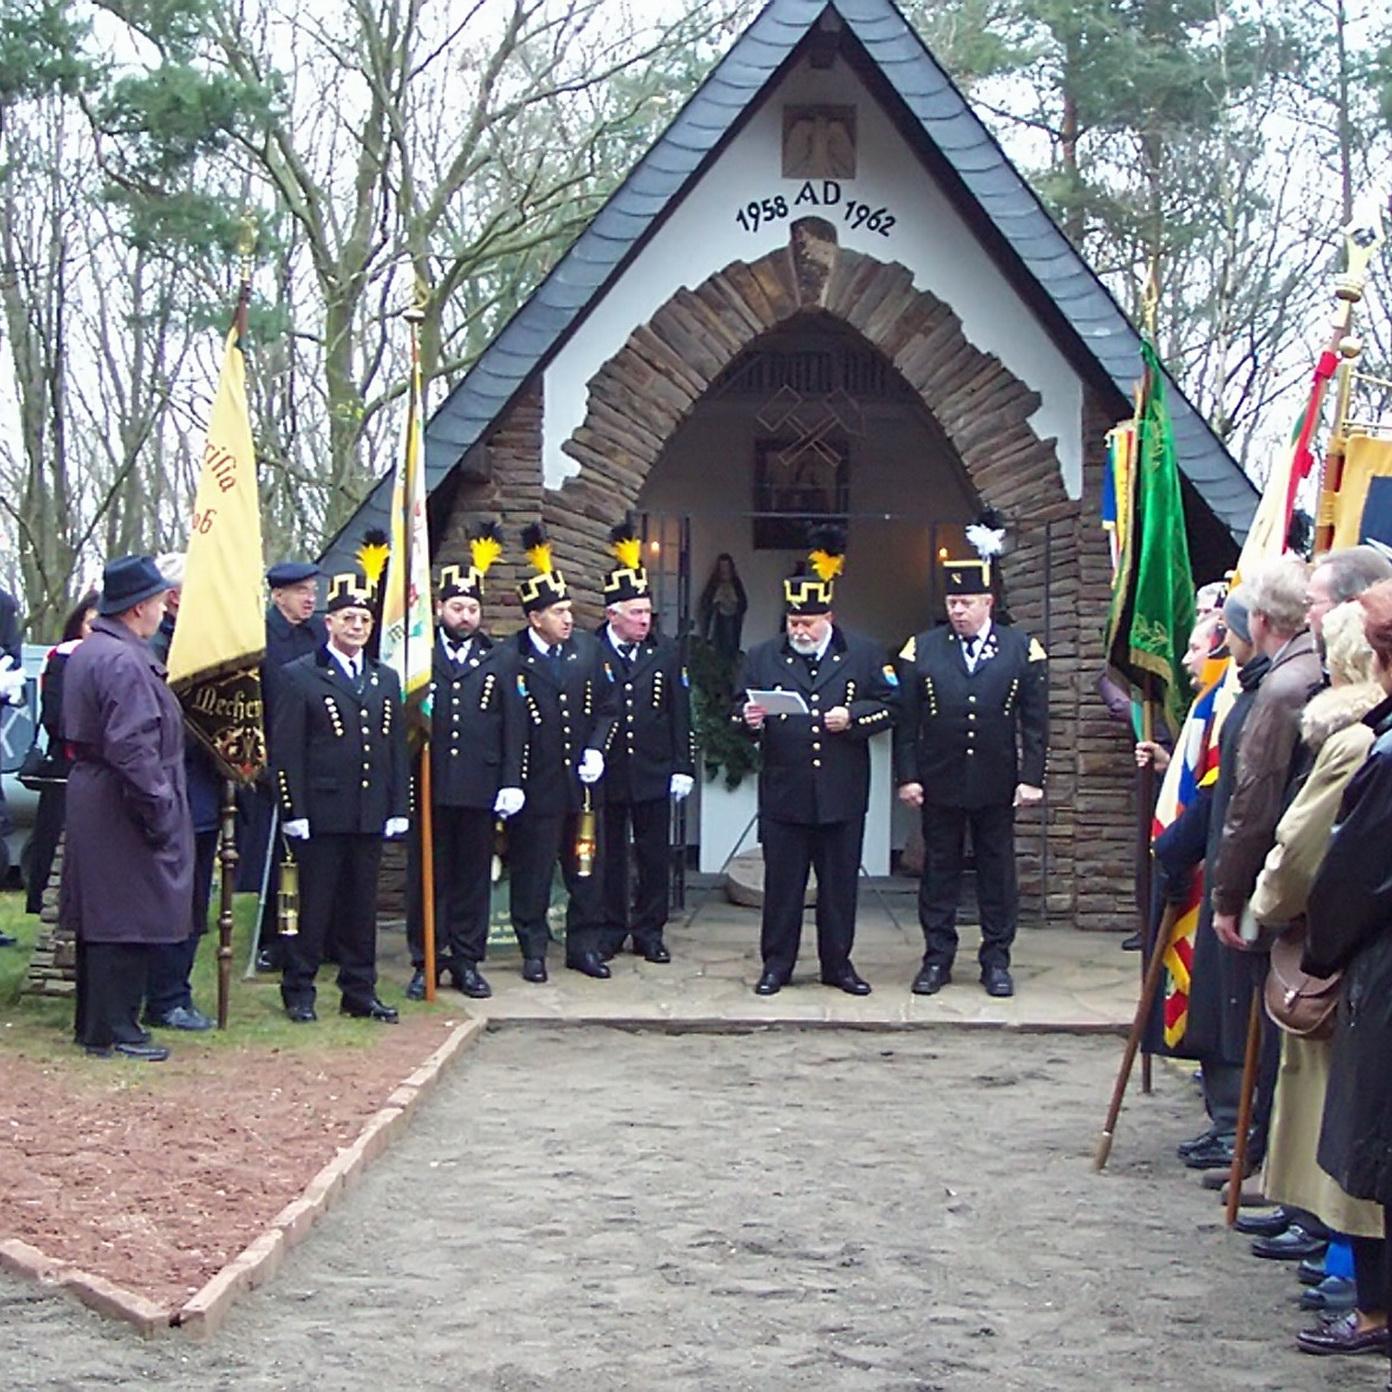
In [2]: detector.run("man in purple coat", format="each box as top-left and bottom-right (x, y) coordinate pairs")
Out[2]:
(61, 556), (193, 1062)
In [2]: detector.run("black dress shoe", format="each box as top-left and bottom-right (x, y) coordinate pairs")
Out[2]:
(820, 965), (871, 995)
(456, 965), (492, 999)
(1120, 930), (1142, 951)
(754, 969), (784, 996)
(1300, 1276), (1357, 1312)
(566, 951), (611, 980)
(1296, 1311), (1390, 1355)
(0, 931), (17, 947)
(1182, 1133), (1237, 1169)
(1177, 1127), (1220, 1159)
(145, 1005), (213, 1031)
(340, 997), (400, 1023)
(911, 963), (951, 995)
(255, 948), (281, 974)
(522, 957), (548, 983)
(1251, 1224), (1327, 1261)
(640, 942), (671, 964)
(405, 969), (426, 1001)
(86, 1041), (170, 1061)
(1298, 1255), (1328, 1285)
(1234, 1207), (1291, 1237)
(285, 1003), (318, 1023)
(981, 965), (1014, 998)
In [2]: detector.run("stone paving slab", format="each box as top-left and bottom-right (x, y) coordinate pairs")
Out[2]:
(402, 893), (1140, 1033)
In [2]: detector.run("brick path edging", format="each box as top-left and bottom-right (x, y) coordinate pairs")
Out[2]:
(0, 1017), (486, 1339)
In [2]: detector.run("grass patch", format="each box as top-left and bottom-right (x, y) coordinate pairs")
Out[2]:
(0, 890), (450, 1062)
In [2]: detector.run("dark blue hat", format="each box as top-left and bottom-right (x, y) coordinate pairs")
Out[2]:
(98, 555), (174, 616)
(266, 561), (322, 588)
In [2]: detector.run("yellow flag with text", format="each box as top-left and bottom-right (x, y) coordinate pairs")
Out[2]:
(379, 339), (433, 728)
(166, 325), (267, 782)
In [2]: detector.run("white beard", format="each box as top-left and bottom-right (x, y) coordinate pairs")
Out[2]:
(789, 632), (820, 655)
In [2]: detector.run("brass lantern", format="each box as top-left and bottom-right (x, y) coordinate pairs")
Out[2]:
(277, 854), (300, 937)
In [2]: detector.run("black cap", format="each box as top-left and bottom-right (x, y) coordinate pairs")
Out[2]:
(942, 559), (992, 596)
(267, 561), (322, 588)
(325, 573), (375, 614)
(98, 555), (174, 616)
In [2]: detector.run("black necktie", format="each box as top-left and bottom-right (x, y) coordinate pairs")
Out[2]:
(619, 643), (636, 668)
(549, 643), (563, 662)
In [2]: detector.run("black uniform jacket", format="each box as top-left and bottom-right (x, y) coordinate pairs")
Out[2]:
(596, 623), (696, 804)
(428, 630), (524, 809)
(733, 626), (898, 826)
(512, 629), (620, 814)
(262, 607), (327, 756)
(274, 646), (408, 834)
(894, 622), (1047, 809)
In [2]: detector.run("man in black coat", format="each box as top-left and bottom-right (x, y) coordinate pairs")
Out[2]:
(405, 527), (524, 1001)
(274, 572), (408, 1023)
(895, 555), (1048, 998)
(0, 584), (22, 946)
(596, 520), (695, 965)
(506, 524), (618, 982)
(735, 529), (897, 997)
(243, 560), (327, 971)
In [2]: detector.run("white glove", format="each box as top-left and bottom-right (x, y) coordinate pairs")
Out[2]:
(493, 787), (525, 818)
(578, 749), (604, 784)
(384, 816), (409, 839)
(669, 773), (694, 801)
(284, 819), (310, 840)
(0, 663), (24, 705)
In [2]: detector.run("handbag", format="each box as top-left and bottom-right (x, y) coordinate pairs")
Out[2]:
(16, 739), (65, 791)
(1264, 924), (1341, 1041)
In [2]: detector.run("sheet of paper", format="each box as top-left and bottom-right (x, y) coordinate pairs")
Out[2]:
(747, 688), (809, 716)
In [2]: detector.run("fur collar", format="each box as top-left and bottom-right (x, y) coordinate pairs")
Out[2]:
(1300, 680), (1384, 751)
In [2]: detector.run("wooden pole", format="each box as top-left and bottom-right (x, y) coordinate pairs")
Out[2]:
(1094, 902), (1178, 1171)
(1225, 987), (1264, 1226)
(1136, 677), (1157, 1094)
(216, 778), (239, 1030)
(421, 754), (437, 1003)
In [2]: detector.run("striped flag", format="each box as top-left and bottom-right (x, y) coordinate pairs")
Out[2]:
(378, 324), (433, 727)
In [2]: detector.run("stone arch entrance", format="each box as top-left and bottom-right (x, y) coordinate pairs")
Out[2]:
(537, 218), (1090, 923)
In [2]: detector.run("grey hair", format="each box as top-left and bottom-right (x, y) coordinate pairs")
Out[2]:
(1244, 554), (1310, 635)
(1312, 545), (1392, 604)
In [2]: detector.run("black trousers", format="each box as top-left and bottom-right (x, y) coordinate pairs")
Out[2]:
(759, 816), (863, 981)
(146, 828), (217, 1018)
(26, 781), (66, 915)
(919, 801), (1018, 971)
(76, 941), (151, 1047)
(282, 834), (383, 1010)
(507, 808), (605, 962)
(406, 805), (495, 969)
(600, 797), (670, 955)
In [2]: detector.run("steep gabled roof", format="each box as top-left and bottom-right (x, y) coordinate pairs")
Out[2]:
(321, 0), (1256, 574)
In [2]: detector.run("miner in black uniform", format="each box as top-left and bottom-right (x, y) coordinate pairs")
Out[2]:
(274, 572), (408, 1022)
(507, 524), (619, 982)
(596, 518), (695, 965)
(405, 525), (525, 1001)
(245, 560), (327, 972)
(735, 528), (898, 997)
(895, 552), (1048, 999)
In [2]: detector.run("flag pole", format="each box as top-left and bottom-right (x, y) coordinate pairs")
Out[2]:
(215, 223), (257, 1030)
(404, 286), (437, 1004)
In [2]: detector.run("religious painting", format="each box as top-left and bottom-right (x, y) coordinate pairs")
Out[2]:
(752, 437), (849, 549)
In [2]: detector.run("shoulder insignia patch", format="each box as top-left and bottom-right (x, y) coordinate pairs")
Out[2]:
(1028, 638), (1047, 663)
(882, 664), (899, 687)
(898, 635), (917, 662)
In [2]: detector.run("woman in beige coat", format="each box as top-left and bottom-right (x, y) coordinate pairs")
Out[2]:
(1251, 600), (1386, 1354)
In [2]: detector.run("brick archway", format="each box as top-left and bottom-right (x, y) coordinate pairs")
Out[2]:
(544, 218), (1076, 643)
(530, 217), (1094, 925)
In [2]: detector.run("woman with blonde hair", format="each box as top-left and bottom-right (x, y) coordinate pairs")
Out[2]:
(1252, 599), (1386, 1356)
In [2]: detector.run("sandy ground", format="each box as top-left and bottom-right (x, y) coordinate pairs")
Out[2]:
(0, 1028), (1380, 1392)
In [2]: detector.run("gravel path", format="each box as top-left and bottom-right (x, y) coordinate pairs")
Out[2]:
(0, 1028), (1373, 1391)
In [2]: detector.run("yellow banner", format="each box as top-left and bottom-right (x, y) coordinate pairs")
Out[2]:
(1325, 433), (1392, 551)
(167, 325), (267, 781)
